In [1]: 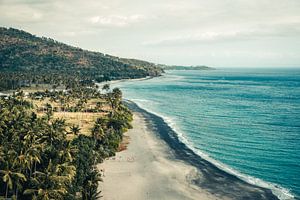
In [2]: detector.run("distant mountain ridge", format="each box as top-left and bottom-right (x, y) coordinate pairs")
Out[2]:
(0, 27), (163, 80)
(159, 65), (214, 70)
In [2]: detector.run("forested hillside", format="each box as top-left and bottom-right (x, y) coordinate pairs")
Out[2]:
(0, 27), (163, 91)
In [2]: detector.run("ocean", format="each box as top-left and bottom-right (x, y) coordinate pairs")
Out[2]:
(112, 68), (300, 200)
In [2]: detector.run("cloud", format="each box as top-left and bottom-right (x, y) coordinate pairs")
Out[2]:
(0, 4), (44, 23)
(142, 31), (248, 46)
(88, 14), (145, 27)
(0, 0), (299, 67)
(143, 22), (300, 46)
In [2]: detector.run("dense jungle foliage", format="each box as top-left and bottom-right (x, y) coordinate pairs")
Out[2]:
(0, 84), (133, 199)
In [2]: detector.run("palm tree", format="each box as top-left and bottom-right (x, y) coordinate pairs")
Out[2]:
(55, 163), (76, 183)
(112, 88), (122, 101)
(59, 141), (77, 163)
(45, 107), (53, 122)
(95, 101), (103, 112)
(82, 170), (102, 200)
(102, 84), (110, 92)
(0, 165), (26, 199)
(42, 118), (66, 146)
(69, 124), (80, 136)
(91, 119), (106, 140)
(14, 151), (30, 175)
(0, 147), (4, 163)
(106, 87), (122, 112)
(15, 90), (25, 106)
(24, 160), (69, 200)
(24, 188), (67, 200)
(26, 146), (42, 178)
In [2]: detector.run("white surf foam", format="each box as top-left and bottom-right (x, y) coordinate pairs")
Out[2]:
(129, 98), (295, 200)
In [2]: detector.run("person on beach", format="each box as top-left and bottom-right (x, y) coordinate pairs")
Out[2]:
(100, 168), (105, 177)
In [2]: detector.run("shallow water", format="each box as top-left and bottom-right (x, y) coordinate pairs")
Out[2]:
(112, 68), (300, 199)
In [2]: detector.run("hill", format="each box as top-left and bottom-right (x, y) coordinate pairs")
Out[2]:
(159, 65), (214, 70)
(0, 27), (163, 90)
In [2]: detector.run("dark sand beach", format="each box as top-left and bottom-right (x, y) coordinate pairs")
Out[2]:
(98, 101), (279, 200)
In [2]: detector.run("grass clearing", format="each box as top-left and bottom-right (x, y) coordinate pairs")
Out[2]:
(32, 96), (110, 139)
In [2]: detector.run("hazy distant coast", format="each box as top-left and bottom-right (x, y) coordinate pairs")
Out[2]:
(159, 65), (215, 70)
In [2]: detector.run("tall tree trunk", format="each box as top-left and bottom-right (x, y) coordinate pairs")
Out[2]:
(29, 162), (32, 178)
(5, 183), (8, 199)
(16, 186), (18, 200)
(34, 161), (37, 177)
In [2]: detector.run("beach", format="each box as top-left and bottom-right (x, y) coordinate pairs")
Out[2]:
(97, 105), (220, 200)
(98, 101), (279, 200)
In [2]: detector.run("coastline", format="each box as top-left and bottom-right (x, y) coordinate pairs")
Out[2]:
(98, 100), (279, 200)
(96, 76), (155, 89)
(97, 103), (221, 200)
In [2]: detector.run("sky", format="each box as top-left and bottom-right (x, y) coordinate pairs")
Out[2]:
(1, 0), (300, 68)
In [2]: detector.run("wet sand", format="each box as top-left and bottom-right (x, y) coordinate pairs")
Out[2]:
(97, 101), (279, 200)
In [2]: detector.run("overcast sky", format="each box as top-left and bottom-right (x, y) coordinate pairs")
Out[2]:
(1, 0), (300, 67)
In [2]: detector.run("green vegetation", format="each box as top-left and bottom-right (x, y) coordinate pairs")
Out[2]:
(0, 83), (133, 199)
(0, 27), (163, 91)
(0, 26), (160, 199)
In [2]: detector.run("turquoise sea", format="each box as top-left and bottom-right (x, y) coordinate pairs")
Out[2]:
(113, 68), (300, 200)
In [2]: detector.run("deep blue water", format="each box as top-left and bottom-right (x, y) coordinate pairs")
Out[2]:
(112, 68), (300, 200)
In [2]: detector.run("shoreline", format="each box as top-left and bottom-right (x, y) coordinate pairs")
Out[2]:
(98, 104), (221, 200)
(98, 100), (279, 200)
(96, 76), (155, 89)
